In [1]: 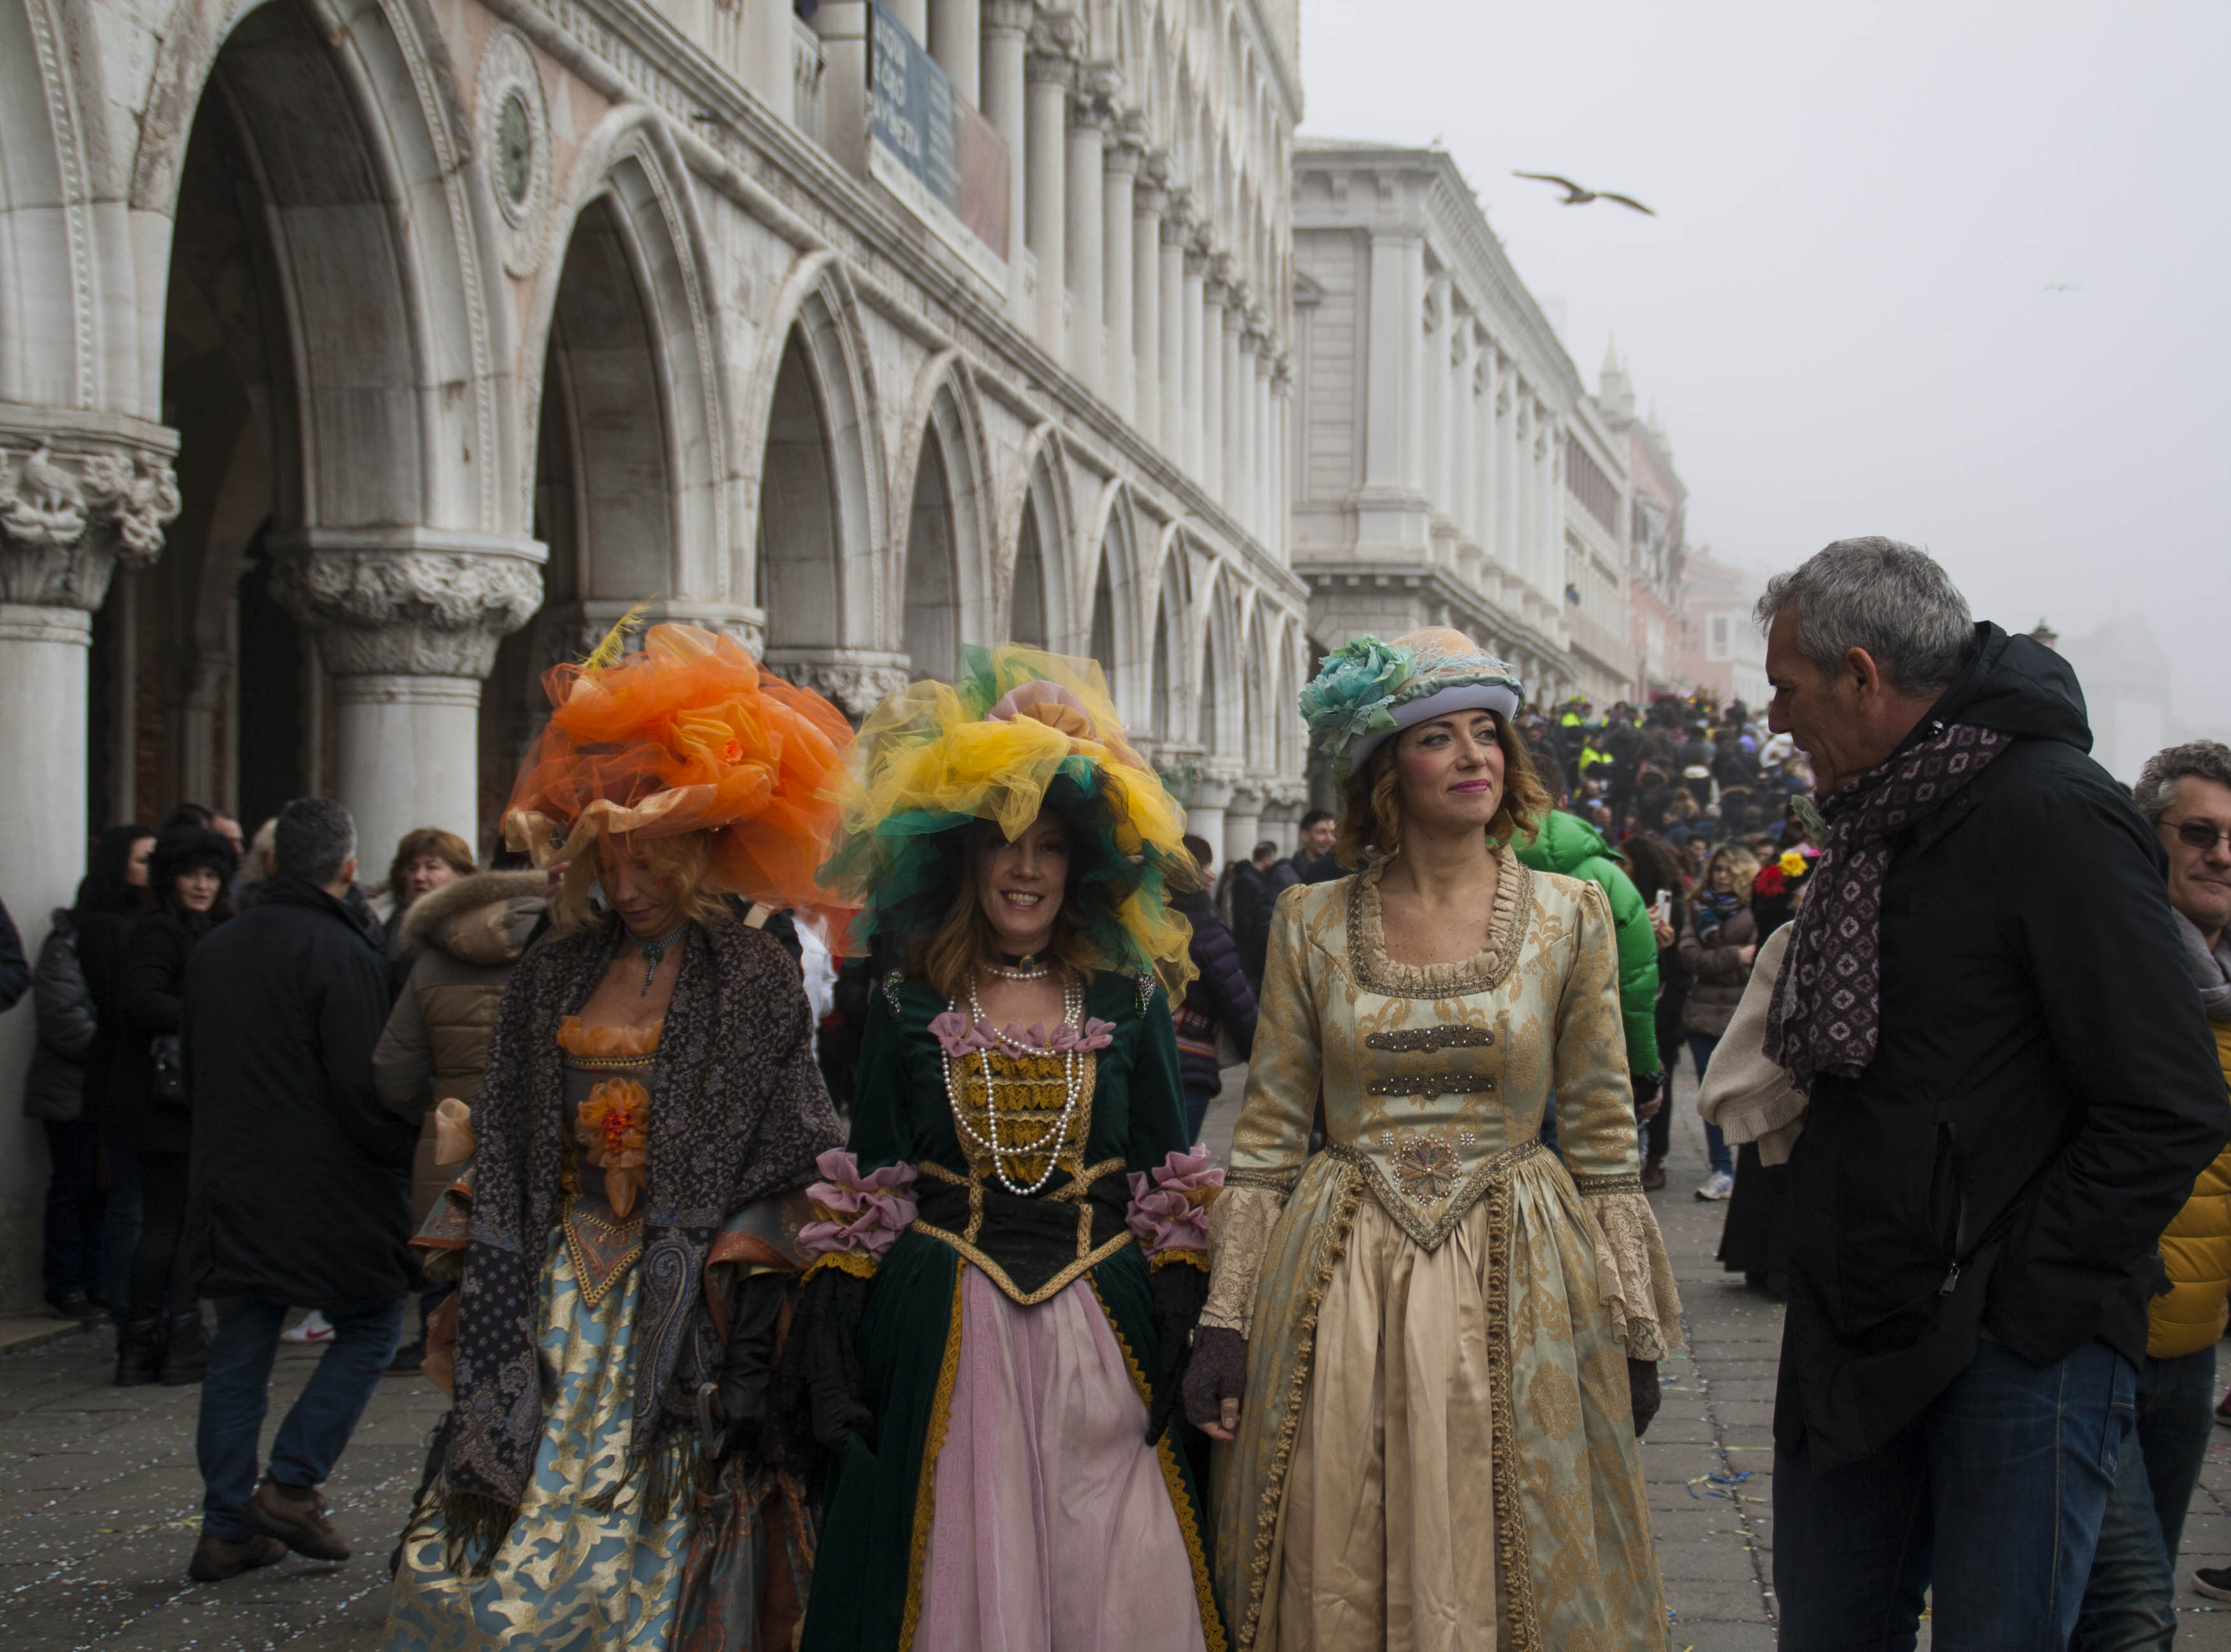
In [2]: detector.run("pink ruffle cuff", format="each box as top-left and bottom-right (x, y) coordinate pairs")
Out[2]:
(929, 1010), (1118, 1057)
(1125, 1147), (1225, 1256)
(798, 1148), (919, 1258)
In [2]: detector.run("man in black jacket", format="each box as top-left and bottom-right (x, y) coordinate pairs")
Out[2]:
(1757, 539), (2227, 1648)
(180, 797), (415, 1583)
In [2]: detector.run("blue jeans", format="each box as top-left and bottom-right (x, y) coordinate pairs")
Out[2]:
(1775, 1338), (2134, 1650)
(2072, 1344), (2218, 1651)
(1184, 1083), (1216, 1144)
(195, 1296), (404, 1539)
(1686, 1034), (1733, 1175)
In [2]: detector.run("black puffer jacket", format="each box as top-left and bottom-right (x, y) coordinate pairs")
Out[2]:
(1777, 624), (2229, 1469)
(21, 911), (97, 1121)
(184, 876), (412, 1306)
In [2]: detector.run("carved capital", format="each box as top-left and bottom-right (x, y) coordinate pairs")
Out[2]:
(1025, 11), (1084, 84)
(760, 646), (913, 723)
(981, 0), (1035, 38)
(0, 415), (182, 608)
(270, 529), (546, 678)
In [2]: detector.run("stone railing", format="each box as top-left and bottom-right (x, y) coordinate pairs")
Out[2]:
(792, 17), (825, 144)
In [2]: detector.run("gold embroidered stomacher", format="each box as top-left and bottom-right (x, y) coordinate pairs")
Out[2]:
(1200, 1170), (1295, 1337)
(1572, 1177), (1683, 1362)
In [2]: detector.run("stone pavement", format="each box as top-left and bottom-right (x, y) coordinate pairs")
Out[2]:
(4, 1059), (2231, 1647)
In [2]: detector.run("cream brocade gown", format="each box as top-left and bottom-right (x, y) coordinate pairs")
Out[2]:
(1203, 855), (1682, 1652)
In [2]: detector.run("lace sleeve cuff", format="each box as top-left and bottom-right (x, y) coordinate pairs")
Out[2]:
(1200, 1181), (1287, 1336)
(1580, 1189), (1683, 1363)
(797, 1148), (918, 1277)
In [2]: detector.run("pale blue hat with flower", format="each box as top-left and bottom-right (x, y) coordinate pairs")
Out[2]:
(1298, 627), (1525, 783)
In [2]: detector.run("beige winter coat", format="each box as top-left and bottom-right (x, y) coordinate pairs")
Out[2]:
(373, 870), (546, 1228)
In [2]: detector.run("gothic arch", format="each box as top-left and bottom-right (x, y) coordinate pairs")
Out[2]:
(893, 355), (993, 680)
(1196, 562), (1242, 759)
(1085, 480), (1147, 730)
(1006, 424), (1077, 650)
(129, 0), (521, 537)
(522, 109), (727, 604)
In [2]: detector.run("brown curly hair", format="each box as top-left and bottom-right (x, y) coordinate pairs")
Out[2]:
(1335, 709), (1550, 867)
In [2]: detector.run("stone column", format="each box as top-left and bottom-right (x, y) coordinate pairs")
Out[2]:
(1254, 329), (1275, 545)
(980, 0), (1033, 327)
(1422, 274), (1449, 512)
(750, 0), (797, 115)
(887, 0), (928, 45)
(1218, 271), (1245, 514)
(1224, 783), (1264, 867)
(0, 412), (180, 1310)
(1065, 64), (1116, 388)
(1185, 775), (1232, 857)
(1024, 18), (1080, 359)
(929, 0), (980, 104)
(270, 528), (543, 867)
(1131, 157), (1167, 447)
(1162, 191), (1192, 466)
(1234, 321), (1260, 538)
(812, 1), (872, 173)
(1364, 232), (1423, 491)
(1200, 261), (1228, 498)
(1102, 115), (1142, 419)
(1451, 324), (1477, 542)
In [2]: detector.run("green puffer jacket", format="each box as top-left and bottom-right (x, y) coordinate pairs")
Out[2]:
(1515, 810), (1662, 1076)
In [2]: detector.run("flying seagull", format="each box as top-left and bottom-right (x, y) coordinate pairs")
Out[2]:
(1511, 171), (1655, 216)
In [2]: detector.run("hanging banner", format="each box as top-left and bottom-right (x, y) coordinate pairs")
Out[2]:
(867, 2), (1010, 291)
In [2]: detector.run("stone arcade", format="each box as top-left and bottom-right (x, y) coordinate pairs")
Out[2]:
(0, 0), (1307, 1310)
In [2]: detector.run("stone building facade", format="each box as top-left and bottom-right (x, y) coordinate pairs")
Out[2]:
(0, 0), (1306, 1310)
(1599, 344), (1687, 699)
(1288, 138), (1641, 793)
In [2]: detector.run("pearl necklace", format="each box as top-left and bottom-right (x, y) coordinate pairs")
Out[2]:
(981, 953), (1052, 981)
(943, 971), (1087, 1196)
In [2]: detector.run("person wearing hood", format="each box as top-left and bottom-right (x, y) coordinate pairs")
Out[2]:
(2077, 739), (2231, 1636)
(1171, 835), (1258, 1140)
(1755, 540), (2227, 1648)
(372, 863), (548, 1370)
(1512, 800), (1665, 1135)
(111, 820), (238, 1386)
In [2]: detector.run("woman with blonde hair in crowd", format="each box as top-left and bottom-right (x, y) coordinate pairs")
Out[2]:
(1184, 628), (1680, 1650)
(1678, 842), (1761, 1202)
(384, 622), (852, 1651)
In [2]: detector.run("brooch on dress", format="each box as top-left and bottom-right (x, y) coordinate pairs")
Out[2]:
(1393, 1136), (1462, 1205)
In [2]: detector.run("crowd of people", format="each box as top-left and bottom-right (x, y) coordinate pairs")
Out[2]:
(3, 533), (2227, 1650)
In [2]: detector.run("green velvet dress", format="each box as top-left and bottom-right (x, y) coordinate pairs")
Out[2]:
(798, 969), (1226, 1652)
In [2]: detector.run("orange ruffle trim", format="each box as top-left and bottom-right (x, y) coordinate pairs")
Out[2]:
(502, 623), (855, 942)
(556, 1016), (665, 1059)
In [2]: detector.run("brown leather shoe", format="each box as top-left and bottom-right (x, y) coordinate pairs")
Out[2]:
(188, 1530), (287, 1582)
(243, 1474), (351, 1561)
(1639, 1153), (1666, 1192)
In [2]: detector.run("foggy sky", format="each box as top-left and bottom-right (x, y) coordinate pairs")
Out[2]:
(1298, 0), (2229, 736)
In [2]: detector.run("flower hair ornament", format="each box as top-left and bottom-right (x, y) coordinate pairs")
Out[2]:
(820, 644), (1199, 998)
(1298, 626), (1527, 783)
(500, 615), (857, 943)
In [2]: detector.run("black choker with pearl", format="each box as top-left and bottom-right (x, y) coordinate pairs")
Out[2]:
(983, 950), (1052, 981)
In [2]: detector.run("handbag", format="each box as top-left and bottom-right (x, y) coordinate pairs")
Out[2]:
(150, 1034), (187, 1103)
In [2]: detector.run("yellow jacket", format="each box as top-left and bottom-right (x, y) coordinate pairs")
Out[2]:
(2149, 1020), (2231, 1359)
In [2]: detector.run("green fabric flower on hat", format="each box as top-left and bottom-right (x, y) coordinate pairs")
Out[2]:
(1296, 635), (1419, 781)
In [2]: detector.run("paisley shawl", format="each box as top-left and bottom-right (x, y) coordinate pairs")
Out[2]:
(440, 915), (843, 1563)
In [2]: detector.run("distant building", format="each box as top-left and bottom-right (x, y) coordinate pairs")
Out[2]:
(2060, 616), (2172, 785)
(1598, 347), (1688, 699)
(1288, 138), (1639, 773)
(1676, 546), (1770, 714)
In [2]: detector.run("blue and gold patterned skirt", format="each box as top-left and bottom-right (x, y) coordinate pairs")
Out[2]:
(384, 1226), (693, 1651)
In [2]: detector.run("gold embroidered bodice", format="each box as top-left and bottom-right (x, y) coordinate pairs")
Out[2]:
(945, 1044), (1099, 1191)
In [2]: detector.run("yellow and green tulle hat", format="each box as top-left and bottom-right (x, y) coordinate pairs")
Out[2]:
(819, 644), (1198, 998)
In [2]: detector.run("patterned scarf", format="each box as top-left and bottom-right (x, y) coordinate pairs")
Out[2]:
(439, 917), (841, 1565)
(1766, 721), (2010, 1093)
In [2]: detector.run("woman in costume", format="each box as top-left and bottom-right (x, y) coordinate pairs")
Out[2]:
(794, 644), (1226, 1652)
(384, 622), (853, 1652)
(1183, 628), (1682, 1651)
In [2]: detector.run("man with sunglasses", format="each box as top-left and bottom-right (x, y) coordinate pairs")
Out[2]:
(2076, 741), (2231, 1637)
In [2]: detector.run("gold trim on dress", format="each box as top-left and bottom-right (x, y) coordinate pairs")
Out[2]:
(801, 1250), (878, 1284)
(1238, 1162), (1364, 1652)
(1086, 1275), (1229, 1652)
(1326, 1137), (1548, 1252)
(908, 1157), (1137, 1307)
(898, 1267), (968, 1652)
(1484, 1163), (1541, 1651)
(1345, 855), (1532, 1001)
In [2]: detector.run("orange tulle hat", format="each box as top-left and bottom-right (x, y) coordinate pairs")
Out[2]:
(502, 620), (855, 940)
